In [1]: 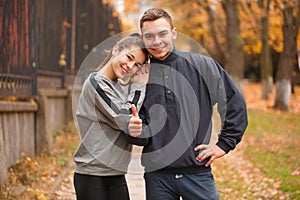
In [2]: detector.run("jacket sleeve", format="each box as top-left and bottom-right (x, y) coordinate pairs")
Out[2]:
(217, 66), (248, 153)
(200, 57), (248, 153)
(87, 73), (146, 132)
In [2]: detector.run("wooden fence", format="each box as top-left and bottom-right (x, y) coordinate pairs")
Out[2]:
(0, 0), (121, 98)
(0, 0), (121, 187)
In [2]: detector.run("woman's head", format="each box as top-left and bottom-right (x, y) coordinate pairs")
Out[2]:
(96, 34), (148, 81)
(115, 34), (148, 58)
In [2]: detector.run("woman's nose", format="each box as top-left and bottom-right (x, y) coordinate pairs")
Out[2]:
(127, 61), (135, 69)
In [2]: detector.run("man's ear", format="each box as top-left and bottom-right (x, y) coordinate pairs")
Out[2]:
(171, 27), (177, 40)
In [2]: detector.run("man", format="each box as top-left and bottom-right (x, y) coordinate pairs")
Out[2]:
(127, 8), (248, 200)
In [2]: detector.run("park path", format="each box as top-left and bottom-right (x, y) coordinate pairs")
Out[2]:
(51, 113), (220, 200)
(51, 112), (290, 200)
(215, 139), (290, 199)
(210, 112), (290, 199)
(50, 146), (145, 200)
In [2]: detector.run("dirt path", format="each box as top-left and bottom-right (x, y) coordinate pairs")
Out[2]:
(52, 83), (299, 199)
(218, 144), (290, 199)
(210, 82), (300, 200)
(50, 163), (76, 200)
(210, 109), (291, 200)
(51, 147), (146, 200)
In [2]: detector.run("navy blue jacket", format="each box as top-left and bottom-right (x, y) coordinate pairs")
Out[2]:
(127, 47), (248, 173)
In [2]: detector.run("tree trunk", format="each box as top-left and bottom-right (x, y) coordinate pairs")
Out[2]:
(274, 4), (300, 111)
(222, 0), (244, 94)
(202, 0), (226, 64)
(259, 0), (273, 100)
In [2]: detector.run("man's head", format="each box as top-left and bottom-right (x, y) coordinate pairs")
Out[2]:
(140, 8), (174, 30)
(140, 8), (177, 61)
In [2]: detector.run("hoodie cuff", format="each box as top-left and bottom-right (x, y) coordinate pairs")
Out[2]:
(216, 140), (232, 154)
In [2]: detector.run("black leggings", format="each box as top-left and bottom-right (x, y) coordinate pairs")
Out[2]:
(74, 173), (130, 200)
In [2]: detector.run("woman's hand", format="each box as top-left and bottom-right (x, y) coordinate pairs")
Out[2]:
(129, 104), (142, 137)
(131, 64), (150, 84)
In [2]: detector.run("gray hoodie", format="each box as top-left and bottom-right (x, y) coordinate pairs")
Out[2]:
(74, 72), (146, 176)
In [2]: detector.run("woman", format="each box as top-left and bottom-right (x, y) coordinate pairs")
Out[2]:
(73, 35), (149, 200)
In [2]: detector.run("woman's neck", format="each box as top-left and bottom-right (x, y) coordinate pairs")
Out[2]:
(102, 64), (117, 81)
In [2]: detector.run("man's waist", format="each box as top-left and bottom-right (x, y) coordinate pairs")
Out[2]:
(144, 164), (211, 174)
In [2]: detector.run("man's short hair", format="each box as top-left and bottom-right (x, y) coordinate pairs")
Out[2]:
(140, 8), (174, 29)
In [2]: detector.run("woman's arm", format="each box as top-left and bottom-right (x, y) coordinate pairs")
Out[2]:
(88, 73), (146, 133)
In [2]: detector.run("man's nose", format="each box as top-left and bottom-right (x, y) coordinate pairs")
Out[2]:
(153, 35), (162, 44)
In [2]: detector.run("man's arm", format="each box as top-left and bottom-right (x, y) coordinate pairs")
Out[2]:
(194, 57), (248, 166)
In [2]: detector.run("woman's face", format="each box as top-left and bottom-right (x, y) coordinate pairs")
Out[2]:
(111, 45), (146, 80)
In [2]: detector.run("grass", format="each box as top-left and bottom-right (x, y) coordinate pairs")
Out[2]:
(244, 109), (300, 199)
(214, 108), (300, 200)
(247, 109), (300, 136)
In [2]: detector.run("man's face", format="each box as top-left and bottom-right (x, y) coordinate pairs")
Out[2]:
(141, 18), (177, 61)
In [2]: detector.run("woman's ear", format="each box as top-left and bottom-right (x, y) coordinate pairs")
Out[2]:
(112, 45), (119, 56)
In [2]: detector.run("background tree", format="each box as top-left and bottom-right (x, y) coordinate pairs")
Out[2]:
(221, 0), (244, 94)
(258, 0), (273, 99)
(120, 0), (300, 103)
(274, 0), (300, 110)
(202, 0), (226, 66)
(154, 0), (245, 93)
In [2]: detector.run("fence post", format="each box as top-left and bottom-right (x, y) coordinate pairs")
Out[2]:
(35, 94), (50, 155)
(31, 66), (37, 96)
(0, 126), (8, 187)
